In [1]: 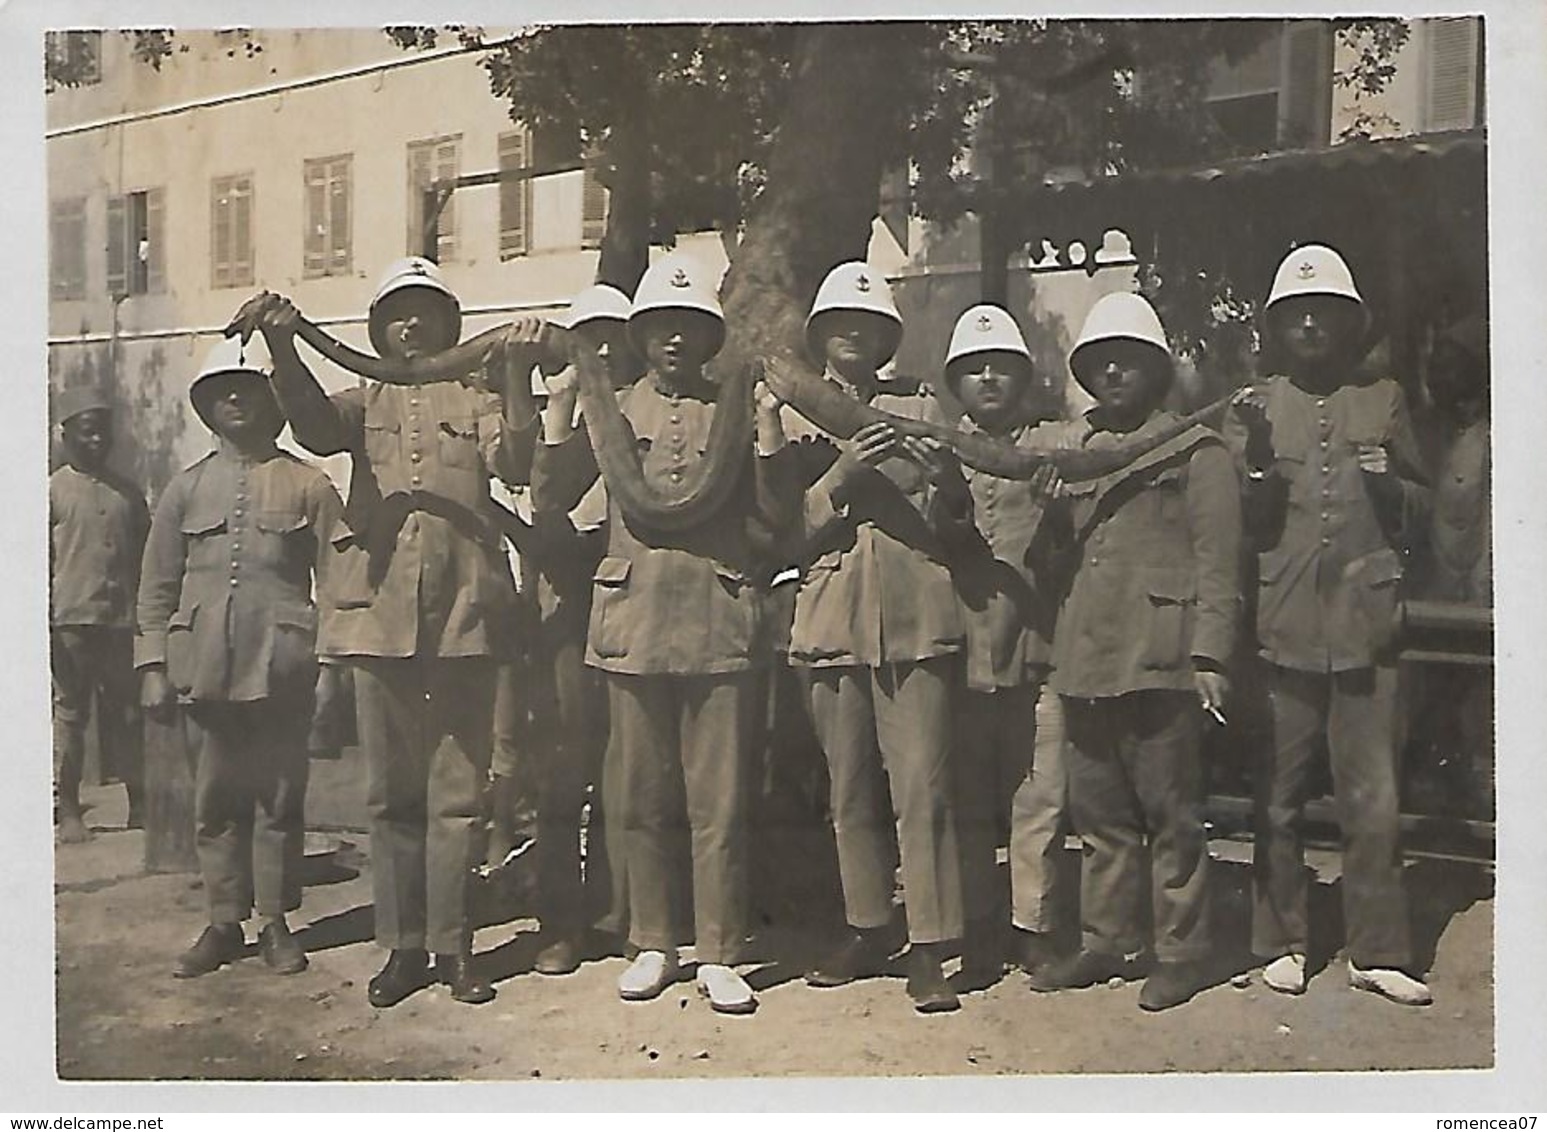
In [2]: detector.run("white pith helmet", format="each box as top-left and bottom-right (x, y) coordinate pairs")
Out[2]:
(805, 261), (903, 366)
(1068, 291), (1173, 393)
(369, 256), (462, 356)
(191, 335), (279, 430)
(628, 252), (725, 355)
(1266, 244), (1364, 310)
(564, 283), (633, 332)
(946, 304), (1033, 369)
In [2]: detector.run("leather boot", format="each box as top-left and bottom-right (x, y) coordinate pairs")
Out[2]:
(258, 920), (308, 975)
(956, 918), (1005, 991)
(175, 923), (245, 978)
(435, 952), (496, 1005)
(806, 926), (895, 988)
(906, 944), (960, 1014)
(367, 948), (431, 1008)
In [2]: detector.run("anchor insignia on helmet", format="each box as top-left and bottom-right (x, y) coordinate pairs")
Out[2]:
(669, 268), (691, 289)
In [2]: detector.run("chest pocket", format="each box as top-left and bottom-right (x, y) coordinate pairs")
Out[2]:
(363, 420), (400, 468)
(1147, 465), (1188, 527)
(437, 414), (482, 470)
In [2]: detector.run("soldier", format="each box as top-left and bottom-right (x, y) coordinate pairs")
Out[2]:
(1225, 245), (1433, 1006)
(49, 385), (149, 842)
(525, 283), (643, 973)
(256, 257), (542, 1007)
(549, 253), (786, 1015)
(780, 261), (969, 1014)
(137, 337), (342, 978)
(1026, 292), (1241, 1013)
(933, 304), (1072, 984)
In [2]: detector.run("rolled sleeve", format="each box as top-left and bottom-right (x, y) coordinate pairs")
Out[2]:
(1184, 442), (1244, 668)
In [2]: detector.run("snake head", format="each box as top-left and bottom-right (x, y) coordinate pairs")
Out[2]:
(222, 291), (273, 343)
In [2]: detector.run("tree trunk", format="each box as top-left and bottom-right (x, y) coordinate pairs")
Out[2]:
(594, 83), (652, 295)
(716, 24), (916, 377)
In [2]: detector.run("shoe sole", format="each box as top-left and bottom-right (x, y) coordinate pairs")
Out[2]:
(367, 980), (432, 1008)
(911, 996), (961, 1014)
(1263, 978), (1306, 996)
(1348, 977), (1432, 1006)
(697, 984), (758, 1015)
(619, 973), (680, 1002)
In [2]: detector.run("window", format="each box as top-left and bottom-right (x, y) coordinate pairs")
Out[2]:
(45, 31), (102, 90)
(407, 135), (460, 261)
(1204, 21), (1331, 152)
(498, 130), (532, 260)
(1423, 18), (1481, 132)
(210, 174), (254, 290)
(49, 197), (87, 301)
(581, 163), (609, 250)
(106, 188), (165, 297)
(303, 155), (352, 279)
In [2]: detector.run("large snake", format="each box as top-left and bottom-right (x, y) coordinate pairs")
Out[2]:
(225, 292), (1235, 536)
(758, 355), (1236, 487)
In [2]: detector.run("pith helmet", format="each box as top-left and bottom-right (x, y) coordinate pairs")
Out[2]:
(368, 256), (462, 356)
(191, 335), (279, 431)
(1068, 292), (1173, 393)
(805, 261), (903, 365)
(564, 283), (633, 331)
(945, 304), (1033, 386)
(1266, 244), (1364, 309)
(52, 384), (113, 427)
(628, 252), (725, 355)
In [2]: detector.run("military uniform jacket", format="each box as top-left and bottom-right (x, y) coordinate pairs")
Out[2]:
(780, 376), (966, 669)
(539, 375), (786, 677)
(49, 464), (150, 629)
(1049, 410), (1242, 700)
(135, 445), (343, 702)
(276, 379), (536, 660)
(1221, 373), (1428, 672)
(941, 415), (1075, 692)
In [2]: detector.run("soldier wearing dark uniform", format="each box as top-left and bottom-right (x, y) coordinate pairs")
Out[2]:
(1027, 292), (1242, 1013)
(137, 336), (342, 978)
(49, 386), (149, 842)
(256, 258), (541, 1007)
(1225, 244), (1433, 1007)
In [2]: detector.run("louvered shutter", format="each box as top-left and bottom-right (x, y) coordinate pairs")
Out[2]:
(499, 130), (530, 259)
(1425, 18), (1480, 132)
(106, 195), (126, 296)
(145, 188), (165, 294)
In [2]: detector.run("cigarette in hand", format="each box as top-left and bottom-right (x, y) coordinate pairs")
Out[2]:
(1205, 704), (1228, 727)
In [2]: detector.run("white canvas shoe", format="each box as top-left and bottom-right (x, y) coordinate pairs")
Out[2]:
(1263, 953), (1308, 995)
(618, 949), (679, 1001)
(696, 964), (758, 1015)
(1348, 961), (1433, 1006)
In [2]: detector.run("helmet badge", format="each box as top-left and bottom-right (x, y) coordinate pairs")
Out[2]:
(1297, 261), (1317, 280)
(975, 313), (993, 332)
(855, 272), (871, 293)
(669, 268), (691, 289)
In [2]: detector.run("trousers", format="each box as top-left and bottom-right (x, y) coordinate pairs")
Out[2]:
(1064, 690), (1212, 963)
(51, 626), (142, 806)
(1009, 685), (1070, 934)
(1252, 663), (1413, 968)
(353, 656), (495, 955)
(185, 697), (311, 923)
(806, 657), (964, 945)
(607, 671), (754, 964)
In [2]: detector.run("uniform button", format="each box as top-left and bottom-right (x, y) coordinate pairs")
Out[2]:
(1320, 537), (1331, 547)
(1321, 489), (1331, 499)
(411, 452), (422, 463)
(1316, 399), (1327, 408)
(234, 507), (244, 516)
(411, 476), (422, 487)
(1321, 464), (1331, 474)
(670, 414), (681, 425)
(1320, 511), (1330, 521)
(409, 398), (419, 408)
(1089, 557), (1100, 566)
(229, 577), (240, 587)
(232, 542), (240, 552)
(1319, 440), (1330, 449)
(410, 430), (420, 440)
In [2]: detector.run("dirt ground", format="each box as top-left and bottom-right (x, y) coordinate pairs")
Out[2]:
(54, 780), (1495, 1083)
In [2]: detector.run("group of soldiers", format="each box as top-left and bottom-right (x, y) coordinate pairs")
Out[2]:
(51, 238), (1461, 1020)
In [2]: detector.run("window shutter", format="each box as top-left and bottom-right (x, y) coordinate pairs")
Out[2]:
(1425, 18), (1479, 132)
(436, 137), (459, 262)
(145, 188), (165, 294)
(211, 181), (231, 290)
(106, 194), (126, 296)
(233, 178), (253, 286)
(581, 163), (609, 249)
(328, 157), (351, 276)
(49, 198), (86, 301)
(303, 162), (325, 277)
(407, 142), (432, 256)
(499, 130), (531, 260)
